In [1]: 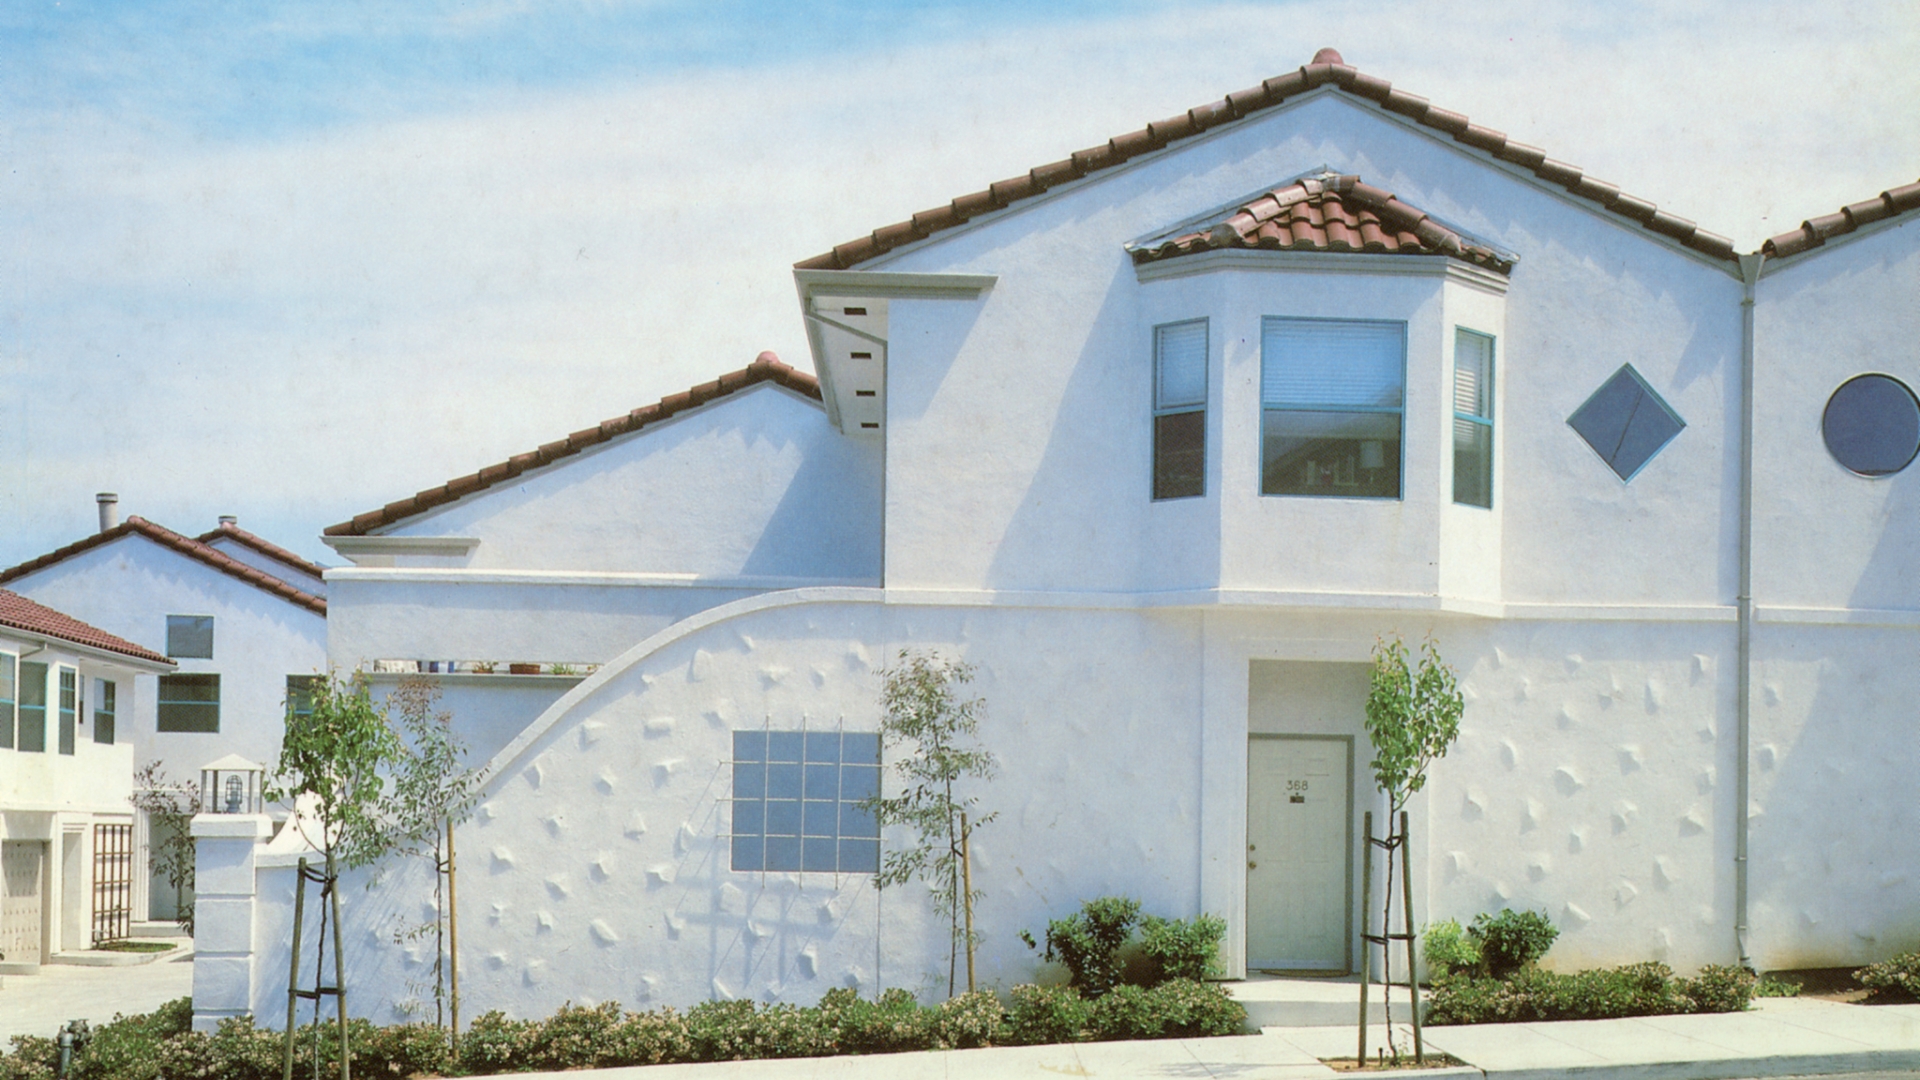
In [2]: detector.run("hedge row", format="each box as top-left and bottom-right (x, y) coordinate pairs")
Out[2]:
(1, 982), (1245, 1080)
(1426, 962), (1756, 1025)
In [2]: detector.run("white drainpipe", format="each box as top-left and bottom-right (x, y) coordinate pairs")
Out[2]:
(1735, 251), (1764, 971)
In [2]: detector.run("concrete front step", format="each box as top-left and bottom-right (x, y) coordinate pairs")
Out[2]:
(48, 942), (188, 967)
(1229, 974), (1428, 1029)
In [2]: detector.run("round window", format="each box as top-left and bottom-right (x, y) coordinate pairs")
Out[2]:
(1822, 374), (1920, 477)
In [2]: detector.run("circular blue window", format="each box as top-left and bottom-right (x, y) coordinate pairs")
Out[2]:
(1823, 374), (1920, 477)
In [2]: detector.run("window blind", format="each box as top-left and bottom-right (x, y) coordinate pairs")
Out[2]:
(1261, 318), (1405, 409)
(1155, 321), (1208, 410)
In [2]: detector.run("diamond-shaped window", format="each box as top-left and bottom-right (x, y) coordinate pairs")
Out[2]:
(1567, 365), (1685, 482)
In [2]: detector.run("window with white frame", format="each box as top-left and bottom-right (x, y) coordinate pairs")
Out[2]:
(731, 729), (880, 874)
(93, 678), (116, 745)
(0, 653), (14, 750)
(1260, 317), (1406, 499)
(166, 615), (213, 659)
(57, 667), (77, 755)
(1453, 329), (1495, 508)
(1152, 319), (1208, 500)
(18, 661), (47, 752)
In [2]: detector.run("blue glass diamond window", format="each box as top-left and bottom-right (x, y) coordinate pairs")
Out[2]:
(1567, 365), (1685, 481)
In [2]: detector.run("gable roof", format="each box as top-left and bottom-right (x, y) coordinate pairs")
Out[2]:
(0, 588), (174, 667)
(196, 522), (330, 582)
(1130, 172), (1514, 274)
(0, 517), (328, 617)
(1761, 177), (1920, 259)
(325, 351), (822, 537)
(796, 48), (1737, 272)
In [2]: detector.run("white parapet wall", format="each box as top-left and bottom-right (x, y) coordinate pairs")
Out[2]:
(191, 812), (273, 1033)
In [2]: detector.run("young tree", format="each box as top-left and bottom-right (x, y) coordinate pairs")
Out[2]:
(384, 678), (481, 1033)
(1363, 634), (1464, 1060)
(863, 650), (998, 997)
(131, 762), (200, 934)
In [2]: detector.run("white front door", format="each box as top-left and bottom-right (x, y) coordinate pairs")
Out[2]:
(1, 840), (46, 964)
(1247, 736), (1351, 971)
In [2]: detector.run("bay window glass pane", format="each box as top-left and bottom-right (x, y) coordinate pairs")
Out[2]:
(1261, 409), (1401, 498)
(1153, 411), (1205, 500)
(1155, 321), (1207, 409)
(1454, 329), (1495, 509)
(93, 679), (116, 745)
(58, 668), (76, 755)
(1261, 318), (1405, 499)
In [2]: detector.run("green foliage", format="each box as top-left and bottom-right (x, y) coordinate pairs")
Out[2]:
(1856, 951), (1920, 1002)
(1752, 973), (1802, 998)
(1422, 918), (1482, 978)
(1139, 914), (1227, 983)
(1364, 636), (1464, 813)
(863, 650), (999, 996)
(1003, 984), (1093, 1045)
(1470, 908), (1559, 977)
(1427, 962), (1755, 1025)
(1024, 896), (1142, 999)
(267, 673), (404, 871)
(0, 982), (1249, 1079)
(129, 763), (199, 935)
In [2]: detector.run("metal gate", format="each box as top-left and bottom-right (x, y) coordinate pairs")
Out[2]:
(92, 824), (134, 945)
(1, 840), (46, 964)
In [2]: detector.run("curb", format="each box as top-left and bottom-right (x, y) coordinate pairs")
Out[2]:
(48, 943), (190, 968)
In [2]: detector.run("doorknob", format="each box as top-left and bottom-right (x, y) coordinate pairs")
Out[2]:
(1248, 860), (1258, 870)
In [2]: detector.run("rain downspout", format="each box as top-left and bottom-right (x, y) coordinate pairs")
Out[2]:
(1735, 250), (1764, 971)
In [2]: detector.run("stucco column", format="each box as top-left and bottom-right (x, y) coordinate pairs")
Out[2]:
(190, 813), (272, 1032)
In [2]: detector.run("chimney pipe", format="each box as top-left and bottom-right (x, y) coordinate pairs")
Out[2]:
(96, 493), (119, 533)
(218, 515), (238, 529)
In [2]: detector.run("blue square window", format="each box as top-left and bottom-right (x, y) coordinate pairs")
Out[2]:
(1567, 365), (1685, 481)
(731, 729), (882, 874)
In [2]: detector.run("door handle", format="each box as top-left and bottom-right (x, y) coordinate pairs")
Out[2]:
(1248, 860), (1258, 870)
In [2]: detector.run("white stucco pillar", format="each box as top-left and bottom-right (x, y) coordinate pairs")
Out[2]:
(190, 813), (272, 1033)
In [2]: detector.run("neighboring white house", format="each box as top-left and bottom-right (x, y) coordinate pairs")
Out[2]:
(0, 589), (174, 973)
(0, 502), (328, 920)
(197, 48), (1920, 1029)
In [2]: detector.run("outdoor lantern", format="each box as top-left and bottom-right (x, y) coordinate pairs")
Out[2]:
(200, 754), (266, 815)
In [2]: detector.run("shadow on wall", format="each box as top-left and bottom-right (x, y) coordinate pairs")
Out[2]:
(737, 425), (883, 581)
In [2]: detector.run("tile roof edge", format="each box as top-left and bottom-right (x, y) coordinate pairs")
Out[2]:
(0, 518), (328, 617)
(0, 588), (174, 667)
(196, 524), (331, 581)
(1760, 178), (1920, 260)
(324, 352), (823, 538)
(794, 55), (1740, 272)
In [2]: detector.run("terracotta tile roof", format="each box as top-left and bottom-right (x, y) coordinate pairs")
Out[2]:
(0, 588), (174, 666)
(796, 47), (1736, 272)
(325, 352), (822, 537)
(196, 523), (330, 582)
(1761, 178), (1920, 259)
(0, 517), (328, 617)
(1131, 173), (1513, 274)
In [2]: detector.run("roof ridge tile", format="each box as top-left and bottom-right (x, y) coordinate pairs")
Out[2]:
(0, 517), (325, 616)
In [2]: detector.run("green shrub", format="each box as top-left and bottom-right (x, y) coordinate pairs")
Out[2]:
(685, 999), (765, 1061)
(1135, 980), (1246, 1039)
(1428, 961), (1752, 1025)
(457, 1010), (541, 1074)
(1, 1037), (57, 1080)
(1139, 914), (1226, 983)
(1470, 908), (1558, 977)
(604, 1007), (694, 1066)
(1857, 951), (1920, 1002)
(70, 998), (193, 1080)
(932, 990), (1006, 1050)
(352, 1021), (454, 1079)
(1024, 897), (1142, 999)
(1682, 965), (1757, 1013)
(1004, 984), (1093, 1045)
(521, 1001), (625, 1070)
(1754, 974), (1802, 998)
(1422, 918), (1482, 978)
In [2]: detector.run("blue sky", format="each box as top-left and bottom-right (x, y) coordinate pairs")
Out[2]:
(4, 0), (1918, 570)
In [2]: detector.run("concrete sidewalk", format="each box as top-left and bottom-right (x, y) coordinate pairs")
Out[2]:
(0, 936), (194, 1043)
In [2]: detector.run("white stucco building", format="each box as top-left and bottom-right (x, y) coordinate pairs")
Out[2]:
(199, 48), (1920, 1027)
(1, 503), (328, 919)
(0, 589), (174, 972)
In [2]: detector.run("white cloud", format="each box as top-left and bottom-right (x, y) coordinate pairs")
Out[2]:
(3, 0), (1917, 563)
